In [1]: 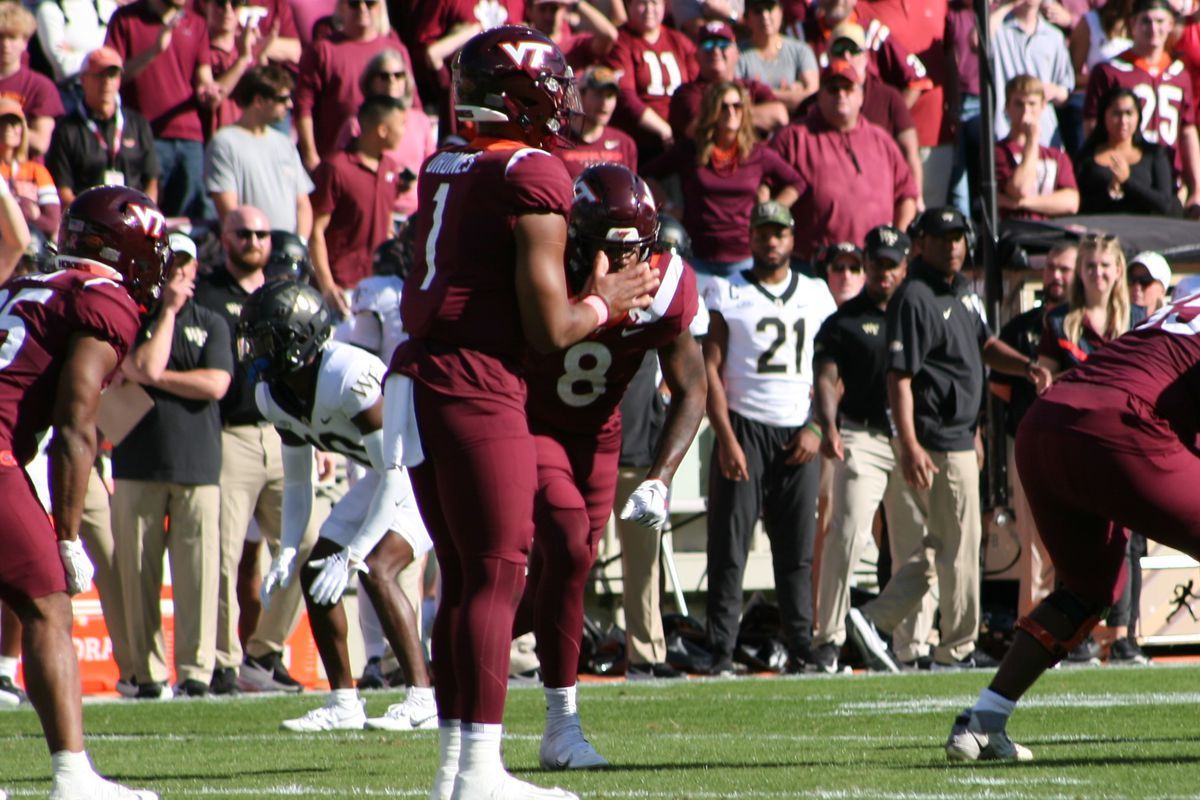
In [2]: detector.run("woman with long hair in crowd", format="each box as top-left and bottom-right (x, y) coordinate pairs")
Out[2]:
(0, 100), (59, 238)
(1074, 86), (1180, 216)
(643, 80), (805, 279)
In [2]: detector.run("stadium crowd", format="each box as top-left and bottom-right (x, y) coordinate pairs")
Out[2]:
(0, 0), (1198, 792)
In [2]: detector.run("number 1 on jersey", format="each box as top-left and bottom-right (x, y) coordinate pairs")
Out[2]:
(420, 183), (451, 292)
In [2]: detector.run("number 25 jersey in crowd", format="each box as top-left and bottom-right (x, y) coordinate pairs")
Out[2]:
(704, 268), (836, 428)
(524, 252), (699, 439)
(0, 270), (140, 465)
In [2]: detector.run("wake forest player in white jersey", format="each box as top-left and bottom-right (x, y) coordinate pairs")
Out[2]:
(702, 201), (837, 675)
(239, 280), (437, 732)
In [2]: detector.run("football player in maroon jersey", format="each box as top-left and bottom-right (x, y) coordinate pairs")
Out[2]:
(946, 291), (1200, 763)
(389, 26), (659, 800)
(0, 186), (167, 799)
(514, 164), (705, 771)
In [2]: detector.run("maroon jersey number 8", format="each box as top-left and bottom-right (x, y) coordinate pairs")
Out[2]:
(1146, 294), (1200, 335)
(556, 341), (613, 408)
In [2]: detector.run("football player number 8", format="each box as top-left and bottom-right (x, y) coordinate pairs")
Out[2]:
(556, 341), (612, 407)
(0, 287), (53, 370)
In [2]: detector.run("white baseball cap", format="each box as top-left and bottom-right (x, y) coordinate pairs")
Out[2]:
(168, 232), (197, 262)
(1129, 250), (1171, 289)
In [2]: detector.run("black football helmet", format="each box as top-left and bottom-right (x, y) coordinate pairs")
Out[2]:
(237, 280), (333, 381)
(373, 230), (413, 279)
(453, 25), (580, 148)
(656, 212), (691, 259)
(265, 230), (312, 284)
(567, 164), (658, 291)
(56, 185), (170, 313)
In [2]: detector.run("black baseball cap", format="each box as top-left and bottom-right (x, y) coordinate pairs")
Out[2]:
(865, 225), (911, 264)
(1132, 0), (1176, 16)
(915, 206), (969, 237)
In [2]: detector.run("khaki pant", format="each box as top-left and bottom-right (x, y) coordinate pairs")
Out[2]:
(112, 480), (220, 684)
(1009, 436), (1054, 617)
(615, 467), (666, 665)
(815, 426), (935, 661)
(78, 467), (136, 681)
(865, 449), (981, 663)
(215, 424), (320, 668)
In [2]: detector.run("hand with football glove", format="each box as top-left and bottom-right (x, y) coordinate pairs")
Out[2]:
(260, 546), (297, 609)
(307, 547), (369, 606)
(58, 538), (95, 595)
(620, 479), (669, 531)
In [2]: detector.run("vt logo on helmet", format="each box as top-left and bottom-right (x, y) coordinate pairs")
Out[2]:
(567, 164), (659, 292)
(237, 280), (333, 381)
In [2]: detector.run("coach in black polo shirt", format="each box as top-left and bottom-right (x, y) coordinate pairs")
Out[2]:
(45, 46), (159, 205)
(811, 225), (931, 673)
(850, 208), (1052, 671)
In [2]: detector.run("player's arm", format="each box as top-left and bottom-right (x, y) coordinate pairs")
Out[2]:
(514, 212), (658, 352)
(50, 334), (119, 542)
(702, 310), (748, 481)
(261, 433), (314, 606)
(644, 329), (706, 487)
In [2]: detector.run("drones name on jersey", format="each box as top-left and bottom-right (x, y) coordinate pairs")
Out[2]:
(237, 281), (334, 381)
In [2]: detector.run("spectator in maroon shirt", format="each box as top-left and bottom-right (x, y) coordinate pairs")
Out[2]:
(771, 59), (918, 263)
(295, 0), (412, 172)
(605, 0), (699, 159)
(995, 75), (1079, 221)
(644, 81), (806, 276)
(668, 21), (788, 141)
(527, 0), (621, 71)
(202, 0), (262, 139)
(309, 94), (404, 317)
(0, 4), (64, 157)
(106, 0), (221, 219)
(551, 65), (639, 177)
(829, 23), (923, 204)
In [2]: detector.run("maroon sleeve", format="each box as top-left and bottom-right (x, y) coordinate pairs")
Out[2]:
(747, 79), (776, 104)
(104, 8), (132, 58)
(769, 123), (800, 170)
(294, 42), (322, 118)
(413, 0), (448, 44)
(644, 253), (698, 347)
(1083, 66), (1113, 121)
(270, 0), (299, 39)
(873, 37), (924, 90)
(72, 280), (142, 365)
(677, 33), (699, 83)
(21, 72), (64, 119)
(668, 82), (701, 141)
(605, 32), (648, 121)
(758, 143), (808, 197)
(994, 143), (1015, 188)
(1052, 147), (1077, 190)
(892, 88), (915, 131)
(193, 15), (212, 67)
(505, 149), (574, 216)
(884, 130), (917, 201)
(310, 158), (339, 215)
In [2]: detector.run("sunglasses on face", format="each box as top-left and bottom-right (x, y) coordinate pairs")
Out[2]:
(347, 0), (378, 9)
(212, 0), (249, 8)
(1128, 272), (1157, 288)
(829, 40), (864, 57)
(720, 100), (744, 111)
(373, 70), (406, 80)
(829, 263), (864, 274)
(274, 93), (292, 103)
(235, 228), (271, 241)
(700, 39), (734, 51)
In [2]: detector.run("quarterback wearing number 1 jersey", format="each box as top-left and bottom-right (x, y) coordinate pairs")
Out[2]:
(702, 201), (836, 675)
(946, 291), (1200, 764)
(516, 165), (704, 770)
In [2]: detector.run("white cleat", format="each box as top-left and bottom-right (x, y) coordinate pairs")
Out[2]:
(1, 788), (7, 799)
(49, 776), (159, 800)
(280, 696), (367, 732)
(451, 770), (579, 800)
(945, 709), (1033, 763)
(366, 693), (439, 731)
(539, 719), (608, 770)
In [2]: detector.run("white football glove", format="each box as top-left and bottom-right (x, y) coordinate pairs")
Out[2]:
(58, 538), (95, 595)
(306, 547), (368, 606)
(620, 479), (669, 531)
(260, 546), (297, 609)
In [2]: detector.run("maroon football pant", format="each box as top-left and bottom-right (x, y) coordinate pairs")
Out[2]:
(514, 430), (620, 688)
(1016, 382), (1200, 608)
(0, 465), (66, 607)
(409, 385), (537, 725)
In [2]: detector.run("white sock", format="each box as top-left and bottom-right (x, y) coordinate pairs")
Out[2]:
(332, 688), (360, 709)
(459, 723), (504, 775)
(438, 719), (462, 767)
(51, 750), (96, 783)
(409, 685), (435, 706)
(972, 688), (1017, 731)
(0, 656), (17, 681)
(544, 685), (578, 734)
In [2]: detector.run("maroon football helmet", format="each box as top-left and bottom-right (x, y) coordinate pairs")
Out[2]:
(567, 164), (659, 290)
(453, 25), (580, 149)
(56, 186), (170, 313)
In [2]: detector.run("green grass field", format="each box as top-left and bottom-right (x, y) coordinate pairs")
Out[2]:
(3, 664), (1200, 798)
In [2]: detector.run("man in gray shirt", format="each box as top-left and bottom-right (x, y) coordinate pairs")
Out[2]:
(989, 0), (1074, 145)
(205, 65), (313, 237)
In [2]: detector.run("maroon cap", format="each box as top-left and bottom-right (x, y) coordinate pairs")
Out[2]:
(822, 58), (863, 85)
(697, 20), (736, 43)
